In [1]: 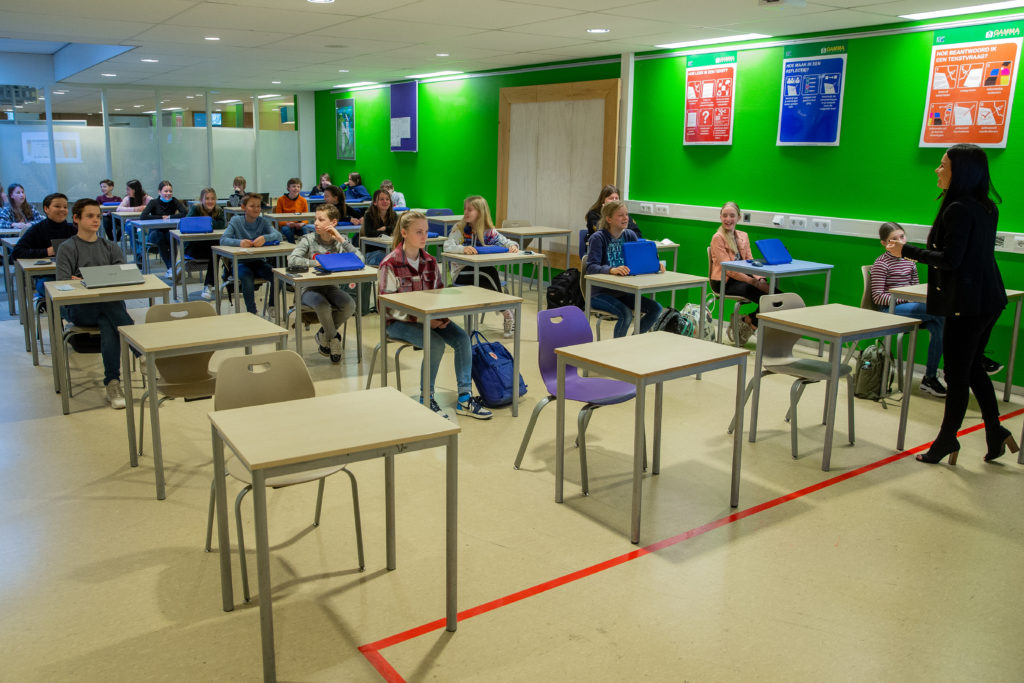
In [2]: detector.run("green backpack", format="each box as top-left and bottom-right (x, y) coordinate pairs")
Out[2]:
(854, 341), (898, 400)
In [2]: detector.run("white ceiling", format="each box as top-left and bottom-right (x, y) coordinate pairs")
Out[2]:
(0, 0), (997, 102)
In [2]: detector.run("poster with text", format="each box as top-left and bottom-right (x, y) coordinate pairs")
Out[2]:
(336, 98), (355, 160)
(920, 22), (1021, 148)
(777, 42), (847, 146)
(684, 52), (736, 145)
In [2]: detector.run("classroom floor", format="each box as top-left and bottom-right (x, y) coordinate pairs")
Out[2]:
(1, 286), (1022, 682)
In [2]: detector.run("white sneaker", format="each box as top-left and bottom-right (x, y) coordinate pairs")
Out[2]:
(267, 306), (276, 321)
(164, 267), (174, 279)
(329, 335), (342, 363)
(200, 285), (214, 300)
(503, 311), (514, 339)
(106, 380), (126, 410)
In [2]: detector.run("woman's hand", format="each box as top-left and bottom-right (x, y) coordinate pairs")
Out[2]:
(430, 318), (450, 329)
(350, 217), (362, 225)
(610, 265), (630, 276)
(464, 246), (477, 255)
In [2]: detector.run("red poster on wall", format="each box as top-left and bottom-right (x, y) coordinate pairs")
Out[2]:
(920, 23), (1021, 148)
(684, 52), (736, 145)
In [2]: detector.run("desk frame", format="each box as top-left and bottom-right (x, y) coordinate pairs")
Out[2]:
(212, 244), (293, 314)
(440, 251), (546, 312)
(17, 258), (56, 365)
(127, 218), (180, 275)
(584, 272), (708, 338)
(169, 229), (225, 301)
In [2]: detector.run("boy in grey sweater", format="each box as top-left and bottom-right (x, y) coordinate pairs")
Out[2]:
(221, 193), (283, 316)
(56, 198), (135, 409)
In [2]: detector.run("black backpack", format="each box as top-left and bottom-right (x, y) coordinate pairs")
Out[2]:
(652, 307), (690, 336)
(546, 268), (585, 310)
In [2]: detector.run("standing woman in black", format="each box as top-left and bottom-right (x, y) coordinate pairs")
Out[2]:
(886, 143), (1016, 464)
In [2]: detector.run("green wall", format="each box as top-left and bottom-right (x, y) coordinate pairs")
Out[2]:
(313, 61), (620, 212)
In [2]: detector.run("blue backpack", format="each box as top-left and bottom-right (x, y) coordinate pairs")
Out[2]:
(470, 331), (527, 408)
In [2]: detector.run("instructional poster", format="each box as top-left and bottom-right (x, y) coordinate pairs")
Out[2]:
(920, 23), (1021, 148)
(684, 52), (736, 145)
(336, 98), (355, 160)
(777, 42), (847, 146)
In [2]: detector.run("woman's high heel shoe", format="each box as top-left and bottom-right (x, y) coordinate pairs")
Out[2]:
(984, 426), (1019, 462)
(917, 437), (961, 465)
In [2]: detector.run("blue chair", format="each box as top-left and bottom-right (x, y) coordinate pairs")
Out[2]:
(425, 208), (454, 236)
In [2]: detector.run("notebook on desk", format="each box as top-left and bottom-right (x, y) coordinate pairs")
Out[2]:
(622, 240), (660, 275)
(79, 264), (145, 288)
(754, 238), (793, 265)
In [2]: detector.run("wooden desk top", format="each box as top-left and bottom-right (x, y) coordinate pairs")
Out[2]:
(442, 251), (546, 265)
(113, 210), (143, 217)
(170, 229), (226, 240)
(758, 303), (921, 337)
(44, 273), (169, 303)
(210, 387), (460, 471)
(499, 226), (572, 237)
(429, 214), (464, 223)
(272, 266), (378, 284)
(120, 312), (285, 352)
(361, 235), (444, 248)
(556, 331), (748, 379)
(890, 283), (1024, 301)
(379, 285), (522, 315)
(2, 236), (19, 247)
(16, 258), (57, 274)
(265, 212), (316, 221)
(585, 271), (706, 290)
(212, 244), (295, 257)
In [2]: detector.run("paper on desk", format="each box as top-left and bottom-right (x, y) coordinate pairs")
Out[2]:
(120, 264), (136, 270)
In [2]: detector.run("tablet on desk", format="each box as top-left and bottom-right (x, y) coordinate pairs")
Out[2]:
(622, 240), (660, 275)
(754, 238), (793, 265)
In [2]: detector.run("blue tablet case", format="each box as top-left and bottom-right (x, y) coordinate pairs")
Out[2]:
(316, 252), (364, 272)
(622, 240), (660, 275)
(178, 216), (213, 234)
(754, 238), (793, 265)
(474, 245), (509, 254)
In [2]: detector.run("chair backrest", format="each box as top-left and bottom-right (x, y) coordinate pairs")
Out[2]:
(502, 219), (530, 230)
(425, 208), (453, 235)
(214, 350), (314, 411)
(578, 229), (588, 259)
(860, 265), (874, 310)
(145, 302), (217, 383)
(758, 292), (806, 363)
(537, 306), (593, 394)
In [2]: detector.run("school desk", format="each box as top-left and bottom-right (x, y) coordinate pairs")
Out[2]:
(16, 258), (55, 363)
(584, 271), (708, 337)
(168, 229), (226, 301)
(211, 244), (294, 314)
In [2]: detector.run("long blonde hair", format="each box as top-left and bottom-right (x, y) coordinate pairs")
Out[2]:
(457, 195), (496, 244)
(392, 211), (427, 251)
(599, 200), (626, 232)
(718, 201), (741, 255)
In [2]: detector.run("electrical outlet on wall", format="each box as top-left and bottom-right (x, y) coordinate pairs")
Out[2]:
(812, 218), (831, 232)
(743, 212), (751, 223)
(639, 203), (653, 214)
(654, 204), (669, 216)
(790, 216), (807, 230)
(1015, 235), (1024, 252)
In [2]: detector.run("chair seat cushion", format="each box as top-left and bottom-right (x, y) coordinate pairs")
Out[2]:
(560, 375), (636, 405)
(764, 357), (852, 382)
(226, 455), (344, 488)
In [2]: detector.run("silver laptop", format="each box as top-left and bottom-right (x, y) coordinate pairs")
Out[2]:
(79, 264), (145, 288)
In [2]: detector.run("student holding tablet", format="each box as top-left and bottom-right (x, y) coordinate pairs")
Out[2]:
(584, 200), (662, 338)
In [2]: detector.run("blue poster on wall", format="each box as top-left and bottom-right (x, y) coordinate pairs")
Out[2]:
(777, 43), (847, 146)
(390, 82), (417, 152)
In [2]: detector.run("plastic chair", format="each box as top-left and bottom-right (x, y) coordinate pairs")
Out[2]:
(708, 247), (751, 347)
(61, 322), (102, 398)
(425, 208), (454, 236)
(729, 293), (855, 459)
(285, 304), (348, 355)
(513, 306), (641, 493)
(137, 302), (218, 456)
(205, 350), (364, 601)
(861, 265), (904, 388)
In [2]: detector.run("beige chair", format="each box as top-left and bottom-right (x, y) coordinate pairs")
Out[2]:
(137, 302), (218, 456)
(729, 293), (855, 459)
(708, 247), (751, 347)
(61, 322), (102, 398)
(205, 349), (364, 602)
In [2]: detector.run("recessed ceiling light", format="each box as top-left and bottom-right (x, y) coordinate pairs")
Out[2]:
(307, 0), (335, 3)
(587, 28), (610, 34)
(338, 69), (349, 73)
(186, 96), (194, 99)
(114, 108), (122, 111)
(335, 81), (376, 88)
(215, 99), (241, 104)
(140, 58), (159, 63)
(257, 94), (282, 99)
(214, 108), (221, 112)
(204, 36), (220, 41)
(271, 80), (281, 84)
(901, 0), (1024, 19)
(101, 73), (117, 77)
(407, 70), (462, 79)
(655, 33), (770, 49)
(133, 104), (143, 108)
(435, 53), (449, 57)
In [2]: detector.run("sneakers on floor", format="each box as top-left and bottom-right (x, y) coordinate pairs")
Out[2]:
(266, 306), (276, 321)
(164, 267), (174, 280)
(329, 335), (342, 363)
(920, 375), (947, 398)
(982, 356), (1003, 375)
(503, 312), (515, 339)
(105, 380), (126, 410)
(456, 395), (493, 420)
(738, 320), (754, 346)
(200, 285), (214, 301)
(314, 327), (329, 357)
(428, 397), (449, 419)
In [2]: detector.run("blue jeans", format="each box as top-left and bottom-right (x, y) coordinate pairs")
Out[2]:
(591, 292), (662, 338)
(237, 260), (275, 314)
(34, 275), (55, 299)
(387, 319), (472, 402)
(64, 301), (133, 384)
(893, 302), (944, 377)
(147, 230), (171, 269)
(364, 249), (385, 266)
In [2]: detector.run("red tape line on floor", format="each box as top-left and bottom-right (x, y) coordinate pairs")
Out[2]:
(359, 408), (1024, 680)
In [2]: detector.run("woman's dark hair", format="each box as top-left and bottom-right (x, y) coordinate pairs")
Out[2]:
(939, 143), (1001, 215)
(349, 172), (363, 185)
(586, 184), (620, 217)
(323, 185), (349, 216)
(157, 179), (172, 192)
(126, 179), (146, 207)
(878, 222), (904, 241)
(7, 183), (31, 222)
(370, 188), (396, 224)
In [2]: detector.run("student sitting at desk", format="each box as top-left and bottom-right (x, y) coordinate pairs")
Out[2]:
(227, 176), (247, 207)
(0, 183), (43, 232)
(116, 179), (151, 213)
(287, 204), (362, 363)
(184, 187), (225, 301)
(379, 211), (492, 420)
(274, 177), (309, 243)
(323, 185), (363, 226)
(221, 192), (282, 317)
(360, 189), (398, 266)
(56, 198), (134, 410)
(709, 201), (771, 345)
(12, 192), (76, 302)
(380, 179), (406, 208)
(344, 172), (371, 203)
(585, 200), (663, 338)
(311, 172), (332, 195)
(95, 179), (121, 205)
(584, 184), (641, 246)
(443, 195), (519, 338)
(140, 180), (187, 277)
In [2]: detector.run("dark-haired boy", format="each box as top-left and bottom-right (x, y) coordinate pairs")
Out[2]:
(12, 192), (77, 301)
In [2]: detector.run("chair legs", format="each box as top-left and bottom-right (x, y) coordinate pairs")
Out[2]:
(513, 396), (553, 469)
(366, 341), (412, 390)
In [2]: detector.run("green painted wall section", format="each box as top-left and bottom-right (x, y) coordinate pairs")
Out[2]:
(313, 61), (619, 211)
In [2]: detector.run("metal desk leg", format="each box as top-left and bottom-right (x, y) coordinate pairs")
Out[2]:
(122, 338), (139, 468)
(251, 470), (277, 682)
(819, 270), (831, 356)
(147, 352), (166, 500)
(28, 269), (41, 366)
(897, 327), (918, 451)
(555, 356), (566, 503)
(386, 453), (396, 570)
(697, 283), (707, 380)
(55, 302), (71, 415)
(421, 315), (432, 406)
(19, 265), (30, 352)
(632, 290), (642, 335)
(3, 244), (14, 316)
(1004, 298), (1021, 402)
(820, 339), (842, 471)
(731, 358), (746, 507)
(48, 296), (59, 393)
(717, 272), (728, 346)
(170, 235), (180, 301)
(630, 378), (646, 544)
(213, 254), (223, 314)
(232, 258), (241, 314)
(211, 428), (234, 612)
(512, 303), (520, 417)
(293, 282), (303, 357)
(446, 433), (458, 632)
(652, 382), (663, 475)
(355, 282), (363, 363)
(379, 306), (389, 387)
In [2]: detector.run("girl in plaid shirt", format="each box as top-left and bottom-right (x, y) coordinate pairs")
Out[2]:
(378, 211), (492, 420)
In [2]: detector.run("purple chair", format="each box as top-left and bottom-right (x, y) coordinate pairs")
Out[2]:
(514, 306), (639, 494)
